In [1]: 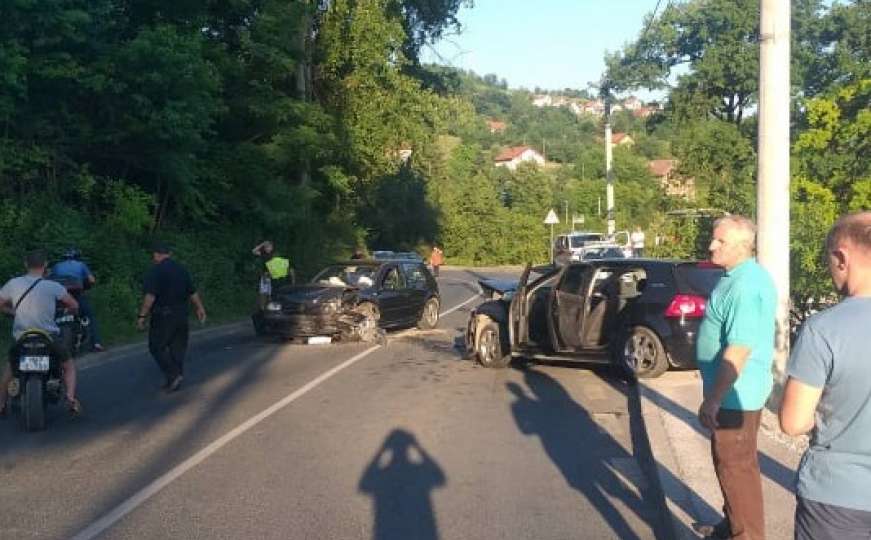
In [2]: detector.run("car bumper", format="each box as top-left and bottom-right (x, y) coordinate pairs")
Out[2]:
(660, 319), (700, 369)
(258, 312), (341, 337)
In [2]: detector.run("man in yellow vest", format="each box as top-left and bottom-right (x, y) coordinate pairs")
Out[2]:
(252, 241), (293, 309)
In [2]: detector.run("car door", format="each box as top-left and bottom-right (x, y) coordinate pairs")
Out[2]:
(400, 262), (428, 322)
(509, 265), (533, 347)
(376, 265), (406, 326)
(548, 263), (594, 351)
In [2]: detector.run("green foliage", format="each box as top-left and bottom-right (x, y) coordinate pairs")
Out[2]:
(790, 178), (838, 304)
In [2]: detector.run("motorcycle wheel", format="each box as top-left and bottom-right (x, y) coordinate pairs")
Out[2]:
(23, 376), (46, 432)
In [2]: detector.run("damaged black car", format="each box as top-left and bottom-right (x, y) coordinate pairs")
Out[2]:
(466, 259), (723, 379)
(253, 260), (440, 342)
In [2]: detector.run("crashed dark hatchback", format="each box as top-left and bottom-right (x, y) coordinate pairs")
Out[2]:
(253, 260), (440, 341)
(466, 259), (723, 379)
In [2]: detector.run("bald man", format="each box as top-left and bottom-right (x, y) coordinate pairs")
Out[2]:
(695, 215), (777, 540)
(780, 212), (871, 540)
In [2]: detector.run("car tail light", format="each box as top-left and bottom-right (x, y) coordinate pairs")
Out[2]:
(696, 260), (722, 269)
(665, 294), (707, 318)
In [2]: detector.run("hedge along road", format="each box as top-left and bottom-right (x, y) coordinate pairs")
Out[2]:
(1, 268), (669, 540)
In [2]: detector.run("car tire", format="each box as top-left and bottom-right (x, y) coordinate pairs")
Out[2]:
(476, 319), (511, 369)
(417, 297), (440, 329)
(618, 326), (668, 379)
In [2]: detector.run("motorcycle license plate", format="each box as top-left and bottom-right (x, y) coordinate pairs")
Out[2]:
(56, 314), (75, 323)
(19, 355), (50, 372)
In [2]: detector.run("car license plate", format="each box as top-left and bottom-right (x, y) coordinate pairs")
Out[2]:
(19, 355), (50, 372)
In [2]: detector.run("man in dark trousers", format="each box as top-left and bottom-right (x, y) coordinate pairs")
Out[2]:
(137, 243), (206, 392)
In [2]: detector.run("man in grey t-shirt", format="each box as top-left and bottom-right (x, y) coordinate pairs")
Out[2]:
(780, 212), (871, 539)
(0, 250), (81, 416)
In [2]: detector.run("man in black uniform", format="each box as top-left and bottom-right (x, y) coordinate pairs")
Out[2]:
(137, 242), (207, 392)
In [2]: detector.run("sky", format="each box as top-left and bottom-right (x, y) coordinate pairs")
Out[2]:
(423, 0), (668, 96)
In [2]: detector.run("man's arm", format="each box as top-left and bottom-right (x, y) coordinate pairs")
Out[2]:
(779, 377), (823, 436)
(136, 293), (156, 330)
(0, 294), (12, 315)
(60, 293), (79, 313)
(190, 292), (207, 323)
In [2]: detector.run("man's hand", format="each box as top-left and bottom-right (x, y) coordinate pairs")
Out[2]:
(195, 306), (207, 325)
(698, 398), (720, 431)
(136, 316), (147, 331)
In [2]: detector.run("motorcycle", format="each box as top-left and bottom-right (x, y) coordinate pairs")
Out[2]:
(8, 330), (66, 431)
(6, 277), (88, 431)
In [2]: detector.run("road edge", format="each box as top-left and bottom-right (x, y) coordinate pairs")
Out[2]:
(638, 379), (701, 540)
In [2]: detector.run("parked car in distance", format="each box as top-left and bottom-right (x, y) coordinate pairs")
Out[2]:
(465, 259), (723, 379)
(393, 251), (424, 262)
(372, 250), (396, 260)
(253, 260), (440, 341)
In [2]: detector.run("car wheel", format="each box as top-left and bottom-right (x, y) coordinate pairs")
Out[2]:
(476, 319), (511, 369)
(417, 297), (440, 329)
(619, 326), (668, 379)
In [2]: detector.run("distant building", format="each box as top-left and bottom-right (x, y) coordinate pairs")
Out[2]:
(648, 159), (696, 200)
(612, 133), (635, 146)
(532, 95), (552, 107)
(633, 106), (656, 118)
(486, 119), (507, 134)
(494, 146), (545, 170)
(622, 96), (642, 111)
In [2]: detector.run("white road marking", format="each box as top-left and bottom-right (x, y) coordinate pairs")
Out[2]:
(69, 293), (479, 540)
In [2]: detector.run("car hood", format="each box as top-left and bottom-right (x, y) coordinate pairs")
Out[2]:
(273, 285), (346, 304)
(479, 278), (518, 295)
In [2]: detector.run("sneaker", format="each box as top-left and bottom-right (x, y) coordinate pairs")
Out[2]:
(93, 343), (106, 352)
(167, 375), (184, 393)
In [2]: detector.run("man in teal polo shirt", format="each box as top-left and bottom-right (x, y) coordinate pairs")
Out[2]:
(694, 215), (777, 540)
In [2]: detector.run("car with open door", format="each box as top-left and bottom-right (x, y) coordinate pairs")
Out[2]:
(465, 259), (723, 379)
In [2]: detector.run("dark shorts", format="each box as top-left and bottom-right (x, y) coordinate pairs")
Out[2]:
(795, 496), (871, 540)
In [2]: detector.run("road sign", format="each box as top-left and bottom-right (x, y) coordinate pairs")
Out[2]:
(572, 214), (585, 225)
(544, 209), (559, 224)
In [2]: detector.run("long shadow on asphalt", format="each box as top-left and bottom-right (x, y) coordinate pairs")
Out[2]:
(0, 327), (334, 537)
(508, 364), (668, 540)
(359, 429), (446, 540)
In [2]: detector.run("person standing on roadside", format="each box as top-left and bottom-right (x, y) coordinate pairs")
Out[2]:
(429, 245), (444, 278)
(137, 243), (206, 393)
(780, 212), (871, 540)
(694, 215), (777, 540)
(631, 226), (646, 258)
(252, 240), (293, 309)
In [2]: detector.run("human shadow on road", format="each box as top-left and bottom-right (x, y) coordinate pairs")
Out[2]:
(507, 367), (663, 540)
(359, 429), (446, 540)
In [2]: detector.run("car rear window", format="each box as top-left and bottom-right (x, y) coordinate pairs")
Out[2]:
(674, 263), (724, 295)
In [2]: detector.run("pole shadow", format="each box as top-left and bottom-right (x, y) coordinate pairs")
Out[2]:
(507, 367), (665, 539)
(359, 429), (446, 540)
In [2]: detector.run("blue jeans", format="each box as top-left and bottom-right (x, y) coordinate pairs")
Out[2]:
(78, 294), (102, 345)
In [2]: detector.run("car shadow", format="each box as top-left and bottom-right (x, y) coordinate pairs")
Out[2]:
(358, 429), (446, 540)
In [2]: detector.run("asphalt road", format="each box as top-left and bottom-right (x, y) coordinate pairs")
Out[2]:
(0, 269), (670, 540)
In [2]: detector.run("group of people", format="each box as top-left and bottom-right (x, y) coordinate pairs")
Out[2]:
(0, 242), (208, 417)
(694, 212), (871, 540)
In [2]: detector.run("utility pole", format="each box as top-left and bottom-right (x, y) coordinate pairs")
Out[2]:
(758, 0), (791, 391)
(563, 200), (569, 232)
(604, 98), (615, 235)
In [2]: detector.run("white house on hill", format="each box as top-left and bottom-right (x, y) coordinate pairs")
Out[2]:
(494, 146), (545, 170)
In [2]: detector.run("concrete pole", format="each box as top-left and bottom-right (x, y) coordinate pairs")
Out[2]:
(605, 101), (615, 236)
(757, 0), (791, 391)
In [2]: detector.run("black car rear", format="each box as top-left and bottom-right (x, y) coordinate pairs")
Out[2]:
(620, 261), (724, 371)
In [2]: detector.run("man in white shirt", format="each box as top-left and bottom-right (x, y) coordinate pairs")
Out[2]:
(631, 226), (646, 257)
